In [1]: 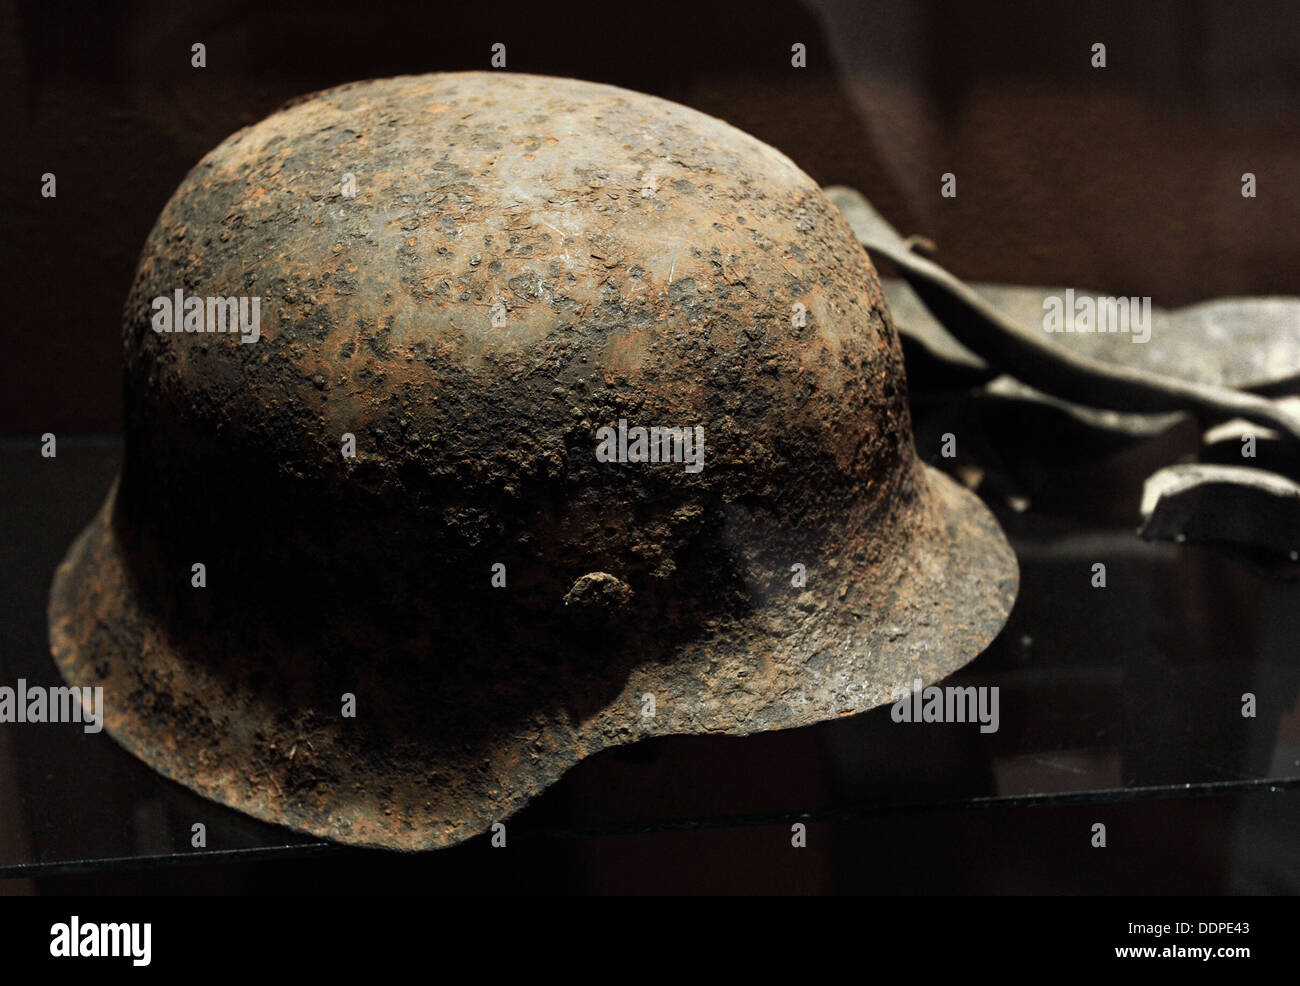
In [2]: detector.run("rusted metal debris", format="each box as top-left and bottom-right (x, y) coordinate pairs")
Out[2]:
(1139, 464), (1300, 578)
(882, 276), (1300, 398)
(48, 72), (1018, 851)
(825, 186), (1300, 445)
(828, 184), (1300, 575)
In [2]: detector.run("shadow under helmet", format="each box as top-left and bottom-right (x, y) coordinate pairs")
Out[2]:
(49, 72), (1018, 851)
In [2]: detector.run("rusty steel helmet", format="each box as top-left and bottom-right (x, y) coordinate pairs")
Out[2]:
(48, 71), (1018, 850)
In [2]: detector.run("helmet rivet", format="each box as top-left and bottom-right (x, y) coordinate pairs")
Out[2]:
(563, 571), (633, 613)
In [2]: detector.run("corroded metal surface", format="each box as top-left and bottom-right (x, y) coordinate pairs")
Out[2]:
(1139, 464), (1300, 578)
(48, 72), (1018, 851)
(881, 276), (1300, 397)
(827, 185), (1300, 443)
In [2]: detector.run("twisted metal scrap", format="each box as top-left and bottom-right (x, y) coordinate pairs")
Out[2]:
(826, 185), (1300, 576)
(825, 186), (1300, 445)
(1139, 465), (1300, 578)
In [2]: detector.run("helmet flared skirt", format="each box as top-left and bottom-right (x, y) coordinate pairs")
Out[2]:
(49, 463), (1017, 851)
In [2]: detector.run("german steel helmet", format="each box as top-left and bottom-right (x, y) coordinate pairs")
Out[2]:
(48, 72), (1018, 850)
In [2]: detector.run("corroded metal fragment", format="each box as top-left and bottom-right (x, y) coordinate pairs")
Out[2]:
(826, 185), (1300, 443)
(881, 275), (1300, 398)
(49, 73), (1018, 850)
(1139, 464), (1300, 578)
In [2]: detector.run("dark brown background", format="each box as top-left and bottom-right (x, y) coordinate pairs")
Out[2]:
(3, 0), (1297, 435)
(3, 0), (1299, 897)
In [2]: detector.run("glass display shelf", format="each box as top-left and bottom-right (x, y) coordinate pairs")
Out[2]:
(2, 433), (1297, 878)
